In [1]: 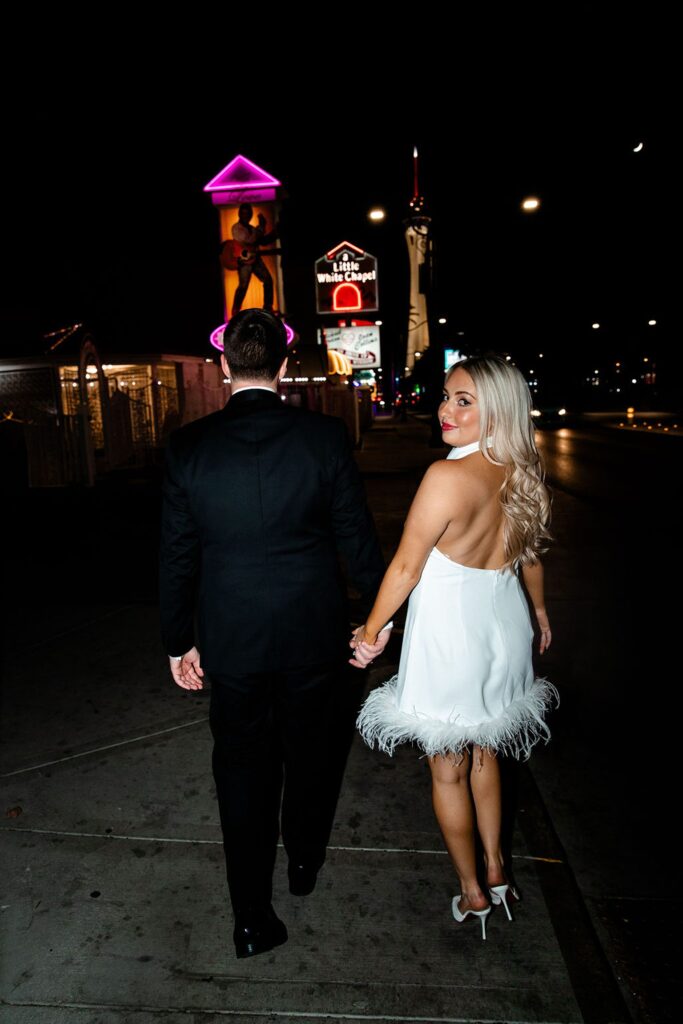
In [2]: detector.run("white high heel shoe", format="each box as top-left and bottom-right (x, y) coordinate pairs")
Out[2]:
(451, 896), (491, 940)
(488, 883), (519, 922)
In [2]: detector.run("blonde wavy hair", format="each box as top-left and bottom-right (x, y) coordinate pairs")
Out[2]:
(451, 355), (552, 569)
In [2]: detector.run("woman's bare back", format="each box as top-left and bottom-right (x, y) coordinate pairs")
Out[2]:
(434, 453), (508, 570)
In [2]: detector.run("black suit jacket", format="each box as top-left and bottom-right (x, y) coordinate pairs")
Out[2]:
(159, 389), (385, 675)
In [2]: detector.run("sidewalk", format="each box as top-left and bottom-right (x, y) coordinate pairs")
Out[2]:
(1, 417), (633, 1023)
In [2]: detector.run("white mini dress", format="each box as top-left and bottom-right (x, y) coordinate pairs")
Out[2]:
(357, 442), (558, 760)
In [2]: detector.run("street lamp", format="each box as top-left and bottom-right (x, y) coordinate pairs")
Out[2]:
(368, 208), (386, 222)
(521, 197), (540, 211)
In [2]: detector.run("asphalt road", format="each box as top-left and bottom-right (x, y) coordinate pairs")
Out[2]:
(534, 424), (681, 1024)
(538, 424), (680, 510)
(536, 424), (678, 714)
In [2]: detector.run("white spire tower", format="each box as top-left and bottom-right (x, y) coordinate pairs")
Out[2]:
(404, 146), (432, 375)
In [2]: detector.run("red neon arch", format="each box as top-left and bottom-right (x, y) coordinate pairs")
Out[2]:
(326, 240), (365, 259)
(332, 283), (362, 312)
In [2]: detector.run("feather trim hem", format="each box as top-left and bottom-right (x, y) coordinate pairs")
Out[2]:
(357, 676), (559, 760)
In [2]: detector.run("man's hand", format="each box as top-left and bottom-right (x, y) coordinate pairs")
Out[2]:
(349, 625), (391, 669)
(169, 647), (204, 690)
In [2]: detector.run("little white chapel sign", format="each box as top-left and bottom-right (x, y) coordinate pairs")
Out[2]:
(315, 241), (379, 314)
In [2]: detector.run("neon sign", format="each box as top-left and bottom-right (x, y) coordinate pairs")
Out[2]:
(204, 155), (281, 205)
(204, 155), (281, 192)
(315, 243), (379, 315)
(210, 319), (295, 353)
(332, 283), (362, 312)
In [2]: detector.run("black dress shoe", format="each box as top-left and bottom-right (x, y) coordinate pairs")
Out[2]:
(233, 905), (288, 958)
(288, 862), (319, 896)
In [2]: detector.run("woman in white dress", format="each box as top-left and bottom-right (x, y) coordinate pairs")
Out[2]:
(353, 355), (557, 940)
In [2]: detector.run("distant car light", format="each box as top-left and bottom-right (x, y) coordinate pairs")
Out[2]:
(531, 409), (542, 418)
(558, 408), (567, 416)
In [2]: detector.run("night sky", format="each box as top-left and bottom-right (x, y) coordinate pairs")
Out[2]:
(3, 18), (678, 402)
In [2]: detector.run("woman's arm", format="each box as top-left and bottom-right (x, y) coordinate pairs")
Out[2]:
(521, 560), (552, 653)
(359, 462), (458, 643)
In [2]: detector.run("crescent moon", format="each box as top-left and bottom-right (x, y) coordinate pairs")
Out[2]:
(633, 142), (644, 153)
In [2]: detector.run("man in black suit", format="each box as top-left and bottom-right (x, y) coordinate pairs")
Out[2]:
(159, 309), (390, 958)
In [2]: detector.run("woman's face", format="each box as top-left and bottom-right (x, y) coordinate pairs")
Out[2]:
(438, 367), (480, 447)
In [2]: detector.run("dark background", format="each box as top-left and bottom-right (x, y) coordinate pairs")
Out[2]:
(2, 13), (679, 406)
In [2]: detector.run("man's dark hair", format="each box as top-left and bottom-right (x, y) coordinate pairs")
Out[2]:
(223, 308), (287, 381)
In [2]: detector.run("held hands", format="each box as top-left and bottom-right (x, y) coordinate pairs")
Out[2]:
(169, 647), (204, 690)
(349, 624), (391, 669)
(535, 609), (552, 655)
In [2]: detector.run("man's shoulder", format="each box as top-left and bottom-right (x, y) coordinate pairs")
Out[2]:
(290, 408), (349, 442)
(167, 405), (349, 453)
(167, 410), (224, 452)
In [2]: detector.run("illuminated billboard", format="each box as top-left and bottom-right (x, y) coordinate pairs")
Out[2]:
(444, 349), (464, 371)
(315, 241), (379, 314)
(321, 325), (382, 369)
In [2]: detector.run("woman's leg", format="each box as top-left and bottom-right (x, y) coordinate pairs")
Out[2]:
(428, 751), (489, 911)
(469, 746), (506, 887)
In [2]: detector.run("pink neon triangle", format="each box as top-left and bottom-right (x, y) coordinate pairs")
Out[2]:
(204, 154), (281, 192)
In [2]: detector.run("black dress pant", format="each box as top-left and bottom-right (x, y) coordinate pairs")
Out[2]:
(209, 661), (352, 915)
